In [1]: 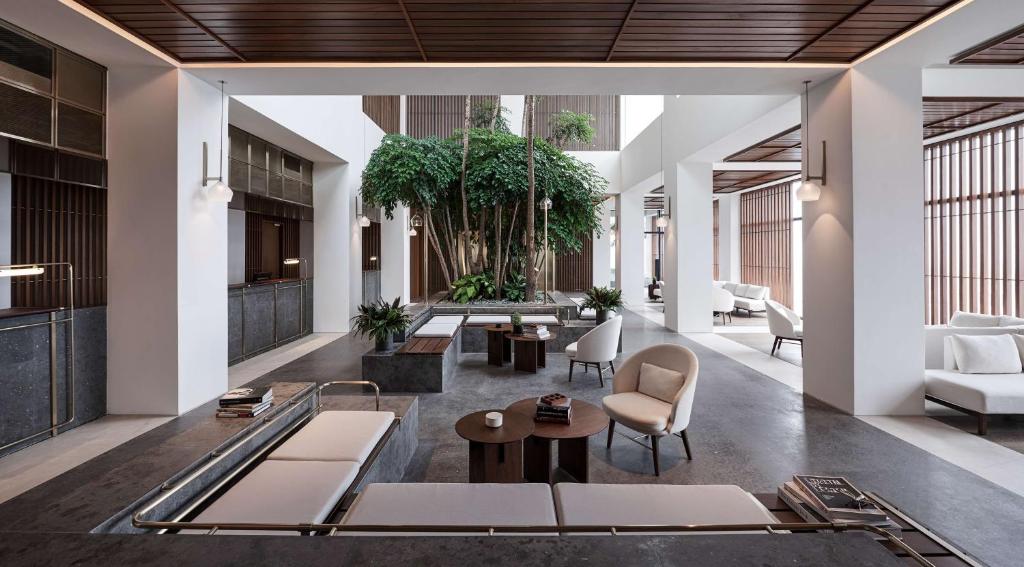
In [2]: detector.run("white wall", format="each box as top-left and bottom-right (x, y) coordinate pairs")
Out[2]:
(380, 206), (410, 305)
(592, 198), (612, 288)
(227, 209), (245, 284)
(716, 194), (740, 282)
(615, 190), (645, 305)
(0, 173), (10, 309)
(621, 95), (663, 148)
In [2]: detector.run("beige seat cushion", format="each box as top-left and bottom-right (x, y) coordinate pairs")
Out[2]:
(185, 460), (359, 535)
(521, 315), (560, 325)
(428, 315), (465, 325)
(637, 362), (684, 403)
(340, 483), (557, 536)
(465, 315), (511, 324)
(926, 370), (1024, 414)
(602, 392), (671, 434)
(268, 411), (394, 464)
(554, 484), (777, 533)
(565, 342), (578, 358)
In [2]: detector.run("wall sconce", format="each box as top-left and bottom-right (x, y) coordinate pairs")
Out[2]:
(357, 196), (371, 227)
(797, 81), (825, 202)
(655, 196), (670, 228)
(369, 256), (378, 263)
(409, 213), (422, 236)
(203, 80), (233, 203)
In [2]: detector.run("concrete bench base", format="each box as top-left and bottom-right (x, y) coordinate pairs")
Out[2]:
(362, 333), (461, 392)
(461, 322), (621, 355)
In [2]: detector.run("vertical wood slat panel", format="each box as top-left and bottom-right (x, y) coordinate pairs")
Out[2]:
(712, 199), (720, 280)
(407, 95), (498, 139)
(362, 95), (401, 134)
(555, 235), (593, 292)
(533, 95), (620, 151)
(362, 221), (382, 272)
(925, 119), (1024, 323)
(739, 182), (792, 309)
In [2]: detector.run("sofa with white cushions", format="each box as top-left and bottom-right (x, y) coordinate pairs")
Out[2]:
(925, 333), (1024, 435)
(924, 310), (1024, 369)
(714, 281), (771, 315)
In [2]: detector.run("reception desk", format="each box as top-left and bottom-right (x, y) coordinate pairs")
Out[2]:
(228, 279), (313, 365)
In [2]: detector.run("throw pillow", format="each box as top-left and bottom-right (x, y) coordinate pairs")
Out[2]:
(949, 311), (1001, 328)
(950, 334), (1023, 374)
(637, 362), (686, 403)
(745, 285), (767, 300)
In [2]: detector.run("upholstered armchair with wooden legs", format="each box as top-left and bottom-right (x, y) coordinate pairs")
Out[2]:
(566, 315), (622, 387)
(602, 344), (699, 476)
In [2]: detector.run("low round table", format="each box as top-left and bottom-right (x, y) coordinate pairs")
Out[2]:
(455, 410), (534, 483)
(505, 398), (609, 483)
(483, 325), (512, 367)
(505, 331), (557, 373)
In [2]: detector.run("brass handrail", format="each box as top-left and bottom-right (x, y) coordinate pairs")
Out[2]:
(318, 380), (381, 411)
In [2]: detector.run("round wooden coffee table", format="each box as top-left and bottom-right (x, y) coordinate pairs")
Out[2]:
(455, 410), (534, 483)
(505, 398), (609, 483)
(505, 331), (557, 373)
(483, 325), (512, 367)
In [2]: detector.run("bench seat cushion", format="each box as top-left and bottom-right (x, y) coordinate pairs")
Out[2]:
(268, 411), (395, 464)
(428, 315), (465, 325)
(465, 315), (511, 325)
(413, 323), (460, 338)
(186, 460), (359, 535)
(579, 308), (596, 320)
(554, 484), (777, 532)
(340, 483), (557, 535)
(925, 370), (1024, 414)
(734, 297), (766, 311)
(521, 315), (560, 325)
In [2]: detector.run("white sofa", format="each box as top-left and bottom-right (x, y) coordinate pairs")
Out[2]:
(925, 334), (1024, 434)
(715, 281), (770, 315)
(924, 310), (1024, 369)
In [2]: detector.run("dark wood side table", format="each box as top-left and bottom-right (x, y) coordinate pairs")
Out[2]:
(505, 332), (557, 373)
(505, 398), (609, 484)
(455, 410), (534, 483)
(484, 325), (512, 367)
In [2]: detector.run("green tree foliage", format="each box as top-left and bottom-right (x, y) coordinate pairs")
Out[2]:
(549, 110), (596, 149)
(470, 99), (511, 133)
(360, 134), (461, 217)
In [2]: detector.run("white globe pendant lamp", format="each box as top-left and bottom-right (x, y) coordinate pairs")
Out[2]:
(203, 80), (233, 203)
(797, 80), (825, 203)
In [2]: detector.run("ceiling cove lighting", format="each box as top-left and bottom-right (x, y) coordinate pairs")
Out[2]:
(0, 265), (45, 278)
(203, 80), (233, 203)
(797, 81), (825, 203)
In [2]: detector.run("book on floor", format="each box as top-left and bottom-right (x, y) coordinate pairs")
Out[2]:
(219, 386), (273, 407)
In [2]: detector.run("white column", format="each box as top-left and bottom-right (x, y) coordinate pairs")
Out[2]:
(663, 161), (714, 332)
(615, 190), (645, 305)
(107, 68), (228, 415)
(803, 62), (924, 416)
(502, 95), (525, 136)
(313, 161), (357, 332)
(380, 206), (410, 304)
(592, 198), (612, 288)
(717, 193), (741, 282)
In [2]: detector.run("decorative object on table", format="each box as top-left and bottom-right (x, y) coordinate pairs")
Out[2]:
(535, 393), (572, 424)
(535, 324), (550, 339)
(511, 311), (524, 335)
(351, 297), (412, 351)
(485, 411), (503, 428)
(778, 475), (900, 538)
(582, 286), (623, 324)
(217, 386), (274, 418)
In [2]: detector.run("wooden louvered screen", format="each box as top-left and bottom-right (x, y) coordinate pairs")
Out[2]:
(713, 199), (720, 280)
(363, 96), (401, 134)
(407, 95), (498, 139)
(924, 120), (1024, 325)
(534, 95), (620, 151)
(362, 222), (381, 271)
(740, 182), (792, 308)
(11, 175), (107, 308)
(556, 236), (593, 292)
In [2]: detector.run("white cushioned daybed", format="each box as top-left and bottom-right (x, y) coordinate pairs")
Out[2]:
(183, 410), (395, 535)
(925, 334), (1024, 434)
(465, 315), (511, 325)
(924, 310), (1024, 369)
(413, 322), (461, 338)
(717, 281), (770, 315)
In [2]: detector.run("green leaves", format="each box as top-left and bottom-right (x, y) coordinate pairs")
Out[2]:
(502, 272), (527, 302)
(350, 297), (412, 342)
(549, 110), (596, 149)
(361, 134), (461, 218)
(451, 272), (496, 303)
(582, 286), (623, 311)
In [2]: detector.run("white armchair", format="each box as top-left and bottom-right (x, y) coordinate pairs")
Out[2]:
(712, 287), (735, 324)
(566, 315), (623, 387)
(602, 344), (699, 476)
(766, 301), (803, 357)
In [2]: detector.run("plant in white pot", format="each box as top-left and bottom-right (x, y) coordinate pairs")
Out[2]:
(351, 297), (412, 352)
(582, 286), (623, 324)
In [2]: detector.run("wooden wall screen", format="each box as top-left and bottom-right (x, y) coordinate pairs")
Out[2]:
(740, 182), (793, 308)
(244, 212), (299, 282)
(535, 95), (620, 151)
(406, 95), (498, 139)
(362, 222), (381, 271)
(363, 96), (401, 134)
(924, 120), (1024, 325)
(556, 236), (594, 292)
(713, 199), (720, 281)
(11, 175), (106, 308)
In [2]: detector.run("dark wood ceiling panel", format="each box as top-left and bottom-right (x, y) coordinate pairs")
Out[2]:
(713, 170), (798, 194)
(951, 23), (1024, 65)
(923, 98), (1024, 138)
(725, 126), (801, 162)
(72, 1), (963, 63)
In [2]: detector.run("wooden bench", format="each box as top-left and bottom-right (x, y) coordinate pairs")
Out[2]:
(397, 336), (452, 355)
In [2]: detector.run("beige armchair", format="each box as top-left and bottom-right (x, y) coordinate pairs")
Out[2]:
(601, 344), (699, 476)
(566, 315), (623, 387)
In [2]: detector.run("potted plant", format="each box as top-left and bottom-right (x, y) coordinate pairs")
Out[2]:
(351, 297), (412, 352)
(511, 311), (524, 335)
(582, 286), (623, 324)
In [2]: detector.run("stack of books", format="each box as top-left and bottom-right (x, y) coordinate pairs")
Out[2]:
(217, 386), (274, 418)
(778, 475), (901, 538)
(535, 325), (550, 339)
(535, 393), (572, 424)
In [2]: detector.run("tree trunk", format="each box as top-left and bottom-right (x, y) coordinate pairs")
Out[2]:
(442, 209), (461, 280)
(475, 207), (487, 271)
(489, 97), (501, 131)
(493, 203), (503, 298)
(423, 206), (451, 290)
(459, 95), (474, 274)
(524, 95), (538, 301)
(501, 201), (519, 286)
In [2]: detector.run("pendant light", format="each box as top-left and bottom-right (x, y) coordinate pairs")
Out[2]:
(797, 80), (825, 202)
(204, 80), (234, 203)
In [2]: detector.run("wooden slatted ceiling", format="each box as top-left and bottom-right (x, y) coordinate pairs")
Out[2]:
(951, 23), (1024, 65)
(923, 98), (1024, 139)
(713, 170), (798, 193)
(725, 126), (801, 162)
(74, 1), (962, 64)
